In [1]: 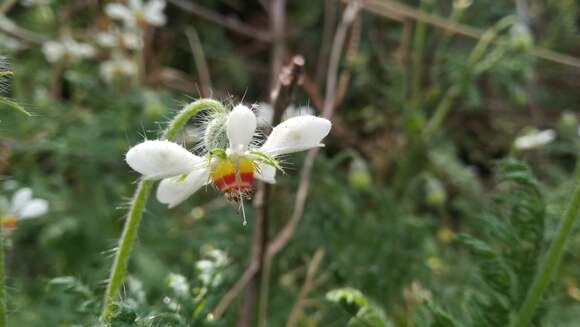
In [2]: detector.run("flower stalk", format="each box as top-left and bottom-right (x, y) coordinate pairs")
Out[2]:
(513, 159), (580, 327)
(100, 99), (226, 322)
(0, 223), (6, 327)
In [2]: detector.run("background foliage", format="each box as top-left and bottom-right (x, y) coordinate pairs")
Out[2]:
(1, 0), (580, 326)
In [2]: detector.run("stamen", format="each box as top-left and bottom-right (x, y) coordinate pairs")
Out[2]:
(239, 191), (247, 226)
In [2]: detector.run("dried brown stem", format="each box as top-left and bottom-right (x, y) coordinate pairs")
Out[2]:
(186, 27), (212, 98)
(0, 0), (17, 15)
(169, 0), (272, 42)
(315, 0), (338, 85)
(213, 56), (304, 322)
(0, 15), (48, 44)
(268, 0), (360, 261)
(270, 0), (287, 89)
(286, 249), (325, 327)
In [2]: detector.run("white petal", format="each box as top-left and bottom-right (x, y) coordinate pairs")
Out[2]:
(144, 0), (166, 26)
(129, 0), (144, 10)
(255, 164), (276, 184)
(42, 41), (64, 63)
(125, 140), (203, 180)
(260, 116), (331, 156)
(19, 199), (49, 219)
(514, 129), (555, 150)
(10, 188), (32, 215)
(156, 168), (209, 208)
(227, 105), (257, 153)
(105, 3), (134, 24)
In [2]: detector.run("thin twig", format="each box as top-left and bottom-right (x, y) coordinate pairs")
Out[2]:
(169, 0), (272, 42)
(286, 249), (325, 327)
(186, 27), (212, 97)
(0, 15), (48, 44)
(357, 0), (580, 70)
(214, 57), (305, 322)
(315, 0), (338, 85)
(236, 56), (304, 327)
(0, 0), (18, 15)
(270, 0), (286, 89)
(268, 0), (360, 262)
(213, 1), (359, 319)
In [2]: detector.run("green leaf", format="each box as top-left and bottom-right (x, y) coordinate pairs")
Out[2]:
(0, 96), (31, 116)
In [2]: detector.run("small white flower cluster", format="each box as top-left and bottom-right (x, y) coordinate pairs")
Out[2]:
(95, 28), (142, 51)
(167, 273), (190, 297)
(42, 37), (95, 63)
(514, 129), (556, 150)
(0, 186), (48, 233)
(105, 0), (166, 28)
(94, 0), (166, 84)
(196, 248), (228, 288)
(99, 55), (138, 84)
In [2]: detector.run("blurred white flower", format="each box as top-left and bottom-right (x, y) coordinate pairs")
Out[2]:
(106, 0), (166, 27)
(96, 28), (142, 50)
(1, 187), (48, 232)
(167, 273), (190, 297)
(42, 38), (95, 63)
(514, 129), (556, 150)
(99, 55), (138, 83)
(255, 102), (315, 127)
(196, 248), (228, 287)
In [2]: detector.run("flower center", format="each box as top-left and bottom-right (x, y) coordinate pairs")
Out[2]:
(210, 157), (255, 202)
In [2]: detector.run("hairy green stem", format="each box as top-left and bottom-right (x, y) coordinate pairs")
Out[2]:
(100, 99), (226, 322)
(0, 225), (6, 327)
(513, 160), (580, 327)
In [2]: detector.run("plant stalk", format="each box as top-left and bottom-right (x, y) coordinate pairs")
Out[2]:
(100, 99), (226, 322)
(0, 224), (6, 327)
(513, 160), (580, 327)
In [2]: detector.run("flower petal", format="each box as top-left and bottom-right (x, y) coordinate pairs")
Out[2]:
(126, 140), (203, 180)
(227, 105), (256, 153)
(156, 168), (210, 208)
(144, 0), (166, 26)
(255, 163), (276, 184)
(10, 188), (32, 216)
(260, 115), (331, 156)
(105, 3), (133, 23)
(20, 199), (49, 219)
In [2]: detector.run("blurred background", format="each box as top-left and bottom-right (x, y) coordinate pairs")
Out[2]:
(1, 0), (580, 326)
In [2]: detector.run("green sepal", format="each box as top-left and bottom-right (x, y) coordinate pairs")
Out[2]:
(250, 150), (284, 174)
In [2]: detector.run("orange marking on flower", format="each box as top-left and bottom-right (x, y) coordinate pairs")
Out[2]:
(1, 216), (17, 232)
(210, 157), (256, 200)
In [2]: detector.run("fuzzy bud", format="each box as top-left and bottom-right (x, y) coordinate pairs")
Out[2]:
(204, 113), (229, 150)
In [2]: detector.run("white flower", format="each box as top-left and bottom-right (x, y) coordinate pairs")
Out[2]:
(1, 187), (49, 232)
(42, 38), (95, 63)
(514, 129), (556, 150)
(195, 248), (228, 287)
(125, 104), (331, 220)
(96, 28), (142, 50)
(100, 55), (138, 83)
(106, 0), (166, 28)
(167, 273), (190, 297)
